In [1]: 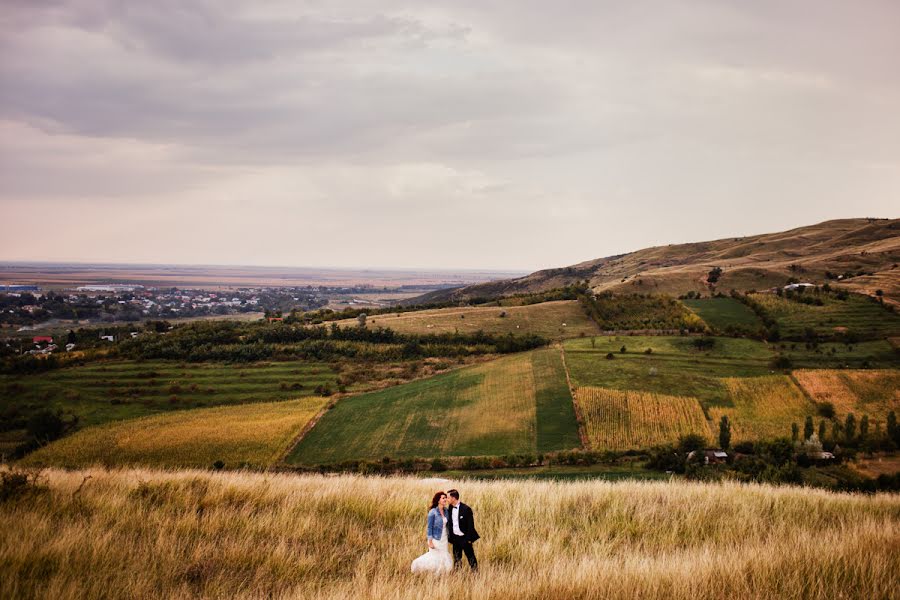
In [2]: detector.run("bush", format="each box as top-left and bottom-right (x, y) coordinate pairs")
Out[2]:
(605, 352), (615, 360)
(770, 355), (793, 370)
(817, 402), (836, 419)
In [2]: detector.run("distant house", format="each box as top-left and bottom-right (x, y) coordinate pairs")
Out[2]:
(813, 451), (836, 461)
(689, 449), (728, 464)
(32, 336), (53, 344)
(100, 335), (115, 342)
(784, 283), (816, 291)
(267, 317), (283, 322)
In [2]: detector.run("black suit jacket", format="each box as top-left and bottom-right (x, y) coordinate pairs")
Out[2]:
(448, 502), (480, 544)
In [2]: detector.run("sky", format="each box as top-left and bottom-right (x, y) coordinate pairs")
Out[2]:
(1, 1), (898, 271)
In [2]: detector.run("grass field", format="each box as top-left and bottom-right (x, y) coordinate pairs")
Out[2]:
(18, 398), (328, 469)
(563, 336), (773, 406)
(749, 292), (900, 339)
(288, 349), (579, 464)
(708, 376), (816, 442)
(683, 297), (763, 334)
(576, 387), (709, 450)
(333, 300), (599, 339)
(792, 369), (900, 426)
(2, 468), (897, 599)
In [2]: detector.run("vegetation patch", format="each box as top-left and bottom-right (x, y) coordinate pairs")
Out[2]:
(20, 397), (329, 469)
(287, 350), (577, 464)
(707, 376), (816, 442)
(576, 387), (709, 450)
(580, 293), (707, 332)
(792, 369), (900, 427)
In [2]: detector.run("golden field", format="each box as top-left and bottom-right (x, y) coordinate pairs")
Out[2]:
(19, 398), (328, 469)
(575, 387), (709, 450)
(793, 369), (900, 426)
(1, 468), (898, 599)
(335, 300), (599, 339)
(709, 376), (816, 442)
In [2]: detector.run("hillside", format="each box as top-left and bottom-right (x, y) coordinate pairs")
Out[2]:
(414, 218), (900, 304)
(2, 468), (897, 600)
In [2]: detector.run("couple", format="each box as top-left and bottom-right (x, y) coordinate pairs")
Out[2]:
(410, 489), (479, 575)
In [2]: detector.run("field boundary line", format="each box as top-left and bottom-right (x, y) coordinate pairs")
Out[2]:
(273, 395), (341, 467)
(556, 343), (590, 450)
(787, 371), (820, 411)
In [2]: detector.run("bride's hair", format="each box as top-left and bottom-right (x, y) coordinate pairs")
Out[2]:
(430, 491), (446, 511)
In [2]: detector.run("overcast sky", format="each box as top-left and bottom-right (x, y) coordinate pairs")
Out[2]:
(1, 1), (898, 270)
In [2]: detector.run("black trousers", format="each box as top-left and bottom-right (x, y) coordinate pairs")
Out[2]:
(451, 539), (478, 570)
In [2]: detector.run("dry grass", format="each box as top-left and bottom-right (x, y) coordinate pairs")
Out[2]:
(709, 376), (816, 442)
(793, 369), (900, 426)
(1, 468), (898, 599)
(336, 300), (599, 339)
(576, 387), (709, 450)
(19, 398), (328, 469)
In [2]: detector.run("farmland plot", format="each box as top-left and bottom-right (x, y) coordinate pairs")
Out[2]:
(20, 397), (329, 469)
(792, 369), (900, 425)
(708, 376), (816, 442)
(576, 387), (709, 450)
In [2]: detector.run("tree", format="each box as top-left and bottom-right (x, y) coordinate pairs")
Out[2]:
(832, 421), (842, 442)
(27, 409), (67, 442)
(888, 411), (900, 445)
(791, 422), (799, 443)
(818, 420), (827, 442)
(859, 414), (869, 440)
(718, 415), (731, 450)
(590, 337), (596, 348)
(803, 415), (814, 441)
(357, 313), (367, 327)
(844, 413), (857, 441)
(620, 345), (627, 354)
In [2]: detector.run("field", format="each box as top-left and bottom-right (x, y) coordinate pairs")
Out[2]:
(792, 369), (900, 426)
(563, 336), (773, 406)
(683, 297), (763, 334)
(575, 387), (708, 450)
(707, 376), (816, 442)
(749, 292), (900, 339)
(288, 349), (579, 464)
(1, 468), (898, 599)
(18, 398), (328, 469)
(333, 300), (599, 339)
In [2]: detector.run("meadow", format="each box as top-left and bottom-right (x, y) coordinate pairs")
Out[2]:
(288, 348), (579, 464)
(793, 369), (900, 426)
(575, 387), (709, 450)
(749, 292), (900, 339)
(683, 297), (763, 334)
(707, 376), (816, 442)
(333, 300), (599, 339)
(19, 397), (328, 469)
(1, 468), (898, 599)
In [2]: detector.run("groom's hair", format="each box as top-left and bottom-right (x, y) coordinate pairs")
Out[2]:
(447, 489), (459, 500)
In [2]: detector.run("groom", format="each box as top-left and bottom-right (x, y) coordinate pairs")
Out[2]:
(447, 489), (479, 571)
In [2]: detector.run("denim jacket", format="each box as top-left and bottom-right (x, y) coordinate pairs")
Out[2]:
(426, 507), (445, 541)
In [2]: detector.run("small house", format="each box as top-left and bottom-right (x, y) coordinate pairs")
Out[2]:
(33, 336), (53, 344)
(688, 449), (729, 464)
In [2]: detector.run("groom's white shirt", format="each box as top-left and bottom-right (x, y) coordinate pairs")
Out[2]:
(452, 504), (463, 536)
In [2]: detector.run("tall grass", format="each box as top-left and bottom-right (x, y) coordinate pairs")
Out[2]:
(2, 468), (897, 599)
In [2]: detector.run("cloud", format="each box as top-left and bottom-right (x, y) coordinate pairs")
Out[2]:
(1, 1), (898, 269)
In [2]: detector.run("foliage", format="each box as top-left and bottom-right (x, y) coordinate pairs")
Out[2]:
(579, 292), (707, 332)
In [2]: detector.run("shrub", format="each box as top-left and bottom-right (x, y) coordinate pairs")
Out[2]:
(817, 402), (835, 419)
(605, 352), (615, 360)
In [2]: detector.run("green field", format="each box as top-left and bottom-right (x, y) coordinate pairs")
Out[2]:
(564, 336), (773, 407)
(683, 297), (763, 334)
(20, 397), (328, 469)
(750, 292), (900, 339)
(287, 348), (579, 464)
(1, 360), (338, 452)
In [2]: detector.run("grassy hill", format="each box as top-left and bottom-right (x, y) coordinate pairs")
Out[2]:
(334, 300), (598, 339)
(19, 397), (329, 469)
(287, 348), (579, 464)
(416, 218), (900, 304)
(2, 468), (897, 599)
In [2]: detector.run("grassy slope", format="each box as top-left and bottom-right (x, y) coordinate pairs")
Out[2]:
(2, 468), (897, 600)
(683, 297), (763, 333)
(793, 369), (900, 427)
(19, 398), (328, 469)
(334, 300), (599, 339)
(288, 349), (579, 464)
(751, 292), (900, 338)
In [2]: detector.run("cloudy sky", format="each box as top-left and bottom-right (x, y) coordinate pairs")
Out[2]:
(1, 1), (898, 270)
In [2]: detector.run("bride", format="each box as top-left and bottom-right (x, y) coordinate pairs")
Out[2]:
(411, 491), (453, 574)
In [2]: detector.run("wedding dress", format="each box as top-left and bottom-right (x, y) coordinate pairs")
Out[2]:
(411, 515), (453, 574)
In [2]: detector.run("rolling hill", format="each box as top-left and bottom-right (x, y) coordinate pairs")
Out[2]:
(413, 218), (900, 304)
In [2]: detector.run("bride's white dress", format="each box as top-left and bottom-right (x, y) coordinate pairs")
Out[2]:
(411, 515), (453, 574)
